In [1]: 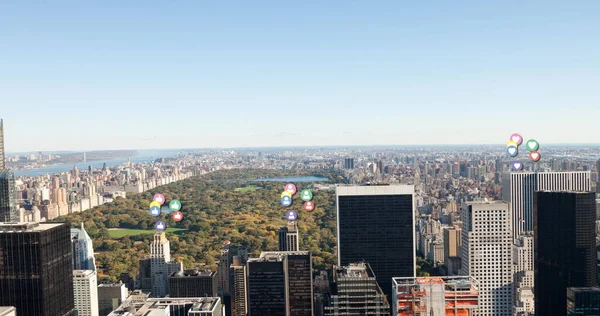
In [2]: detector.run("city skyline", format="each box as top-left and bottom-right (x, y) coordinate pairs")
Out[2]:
(2, 1), (600, 151)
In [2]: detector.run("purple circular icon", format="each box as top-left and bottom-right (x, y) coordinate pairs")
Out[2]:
(155, 221), (166, 231)
(511, 161), (523, 171)
(285, 210), (298, 221)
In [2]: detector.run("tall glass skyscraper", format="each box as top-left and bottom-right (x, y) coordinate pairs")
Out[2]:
(71, 222), (96, 270)
(336, 185), (415, 300)
(0, 222), (75, 316)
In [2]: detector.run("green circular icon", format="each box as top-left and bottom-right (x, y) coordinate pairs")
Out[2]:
(169, 200), (182, 211)
(526, 139), (539, 152)
(301, 189), (313, 201)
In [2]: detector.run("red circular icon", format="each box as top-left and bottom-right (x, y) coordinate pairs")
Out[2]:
(303, 201), (315, 212)
(172, 211), (184, 222)
(529, 151), (541, 162)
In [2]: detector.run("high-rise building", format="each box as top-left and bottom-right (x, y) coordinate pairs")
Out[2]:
(0, 170), (18, 223)
(459, 201), (513, 316)
(502, 171), (591, 238)
(443, 225), (461, 267)
(229, 256), (247, 316)
(73, 270), (99, 316)
(246, 251), (313, 316)
(336, 185), (415, 300)
(0, 222), (75, 316)
(343, 158), (354, 170)
(217, 244), (248, 295)
(534, 191), (597, 316)
(97, 283), (128, 315)
(567, 287), (600, 316)
(168, 269), (218, 298)
(324, 262), (390, 316)
(0, 119), (4, 170)
(513, 233), (534, 315)
(140, 232), (183, 298)
(392, 276), (480, 316)
(71, 222), (96, 270)
(278, 221), (300, 251)
(111, 297), (224, 316)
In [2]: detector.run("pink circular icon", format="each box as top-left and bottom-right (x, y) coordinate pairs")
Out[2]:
(509, 133), (523, 146)
(172, 211), (183, 222)
(285, 183), (297, 195)
(529, 151), (541, 162)
(153, 193), (165, 205)
(303, 201), (315, 212)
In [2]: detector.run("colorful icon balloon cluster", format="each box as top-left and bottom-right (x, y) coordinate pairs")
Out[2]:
(505, 133), (541, 171)
(280, 183), (315, 219)
(149, 193), (184, 231)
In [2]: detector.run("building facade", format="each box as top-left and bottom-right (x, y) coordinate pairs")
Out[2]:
(140, 232), (183, 298)
(567, 287), (600, 316)
(0, 170), (18, 223)
(459, 201), (513, 316)
(73, 270), (99, 316)
(97, 283), (128, 315)
(168, 269), (217, 298)
(71, 222), (96, 270)
(278, 221), (300, 252)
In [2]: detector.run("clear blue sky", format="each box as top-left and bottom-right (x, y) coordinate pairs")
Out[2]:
(1, 1), (599, 152)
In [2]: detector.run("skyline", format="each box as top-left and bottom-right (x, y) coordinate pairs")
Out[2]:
(2, 1), (600, 151)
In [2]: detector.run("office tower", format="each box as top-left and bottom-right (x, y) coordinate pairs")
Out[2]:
(278, 221), (299, 251)
(567, 287), (600, 316)
(246, 251), (313, 316)
(443, 225), (461, 260)
(377, 160), (384, 174)
(0, 170), (18, 223)
(71, 222), (96, 270)
(168, 269), (218, 297)
(141, 232), (183, 298)
(324, 262), (390, 316)
(111, 297), (223, 316)
(97, 283), (128, 315)
(336, 185), (415, 300)
(459, 201), (513, 316)
(513, 233), (535, 315)
(344, 158), (354, 170)
(0, 119), (4, 170)
(229, 256), (247, 316)
(502, 171), (591, 238)
(534, 191), (596, 316)
(73, 270), (99, 316)
(0, 222), (75, 316)
(392, 276), (480, 316)
(217, 244), (248, 294)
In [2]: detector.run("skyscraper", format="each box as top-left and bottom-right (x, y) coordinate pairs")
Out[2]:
(229, 256), (247, 316)
(502, 171), (591, 238)
(567, 287), (600, 316)
(343, 158), (354, 170)
(71, 222), (96, 270)
(534, 191), (597, 316)
(0, 170), (18, 222)
(140, 232), (183, 298)
(168, 269), (218, 298)
(73, 270), (99, 316)
(0, 222), (75, 316)
(336, 185), (415, 300)
(278, 221), (299, 251)
(513, 233), (534, 315)
(97, 283), (128, 315)
(459, 201), (513, 316)
(0, 119), (4, 170)
(246, 251), (313, 316)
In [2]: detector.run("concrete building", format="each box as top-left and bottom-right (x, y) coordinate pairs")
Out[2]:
(567, 287), (600, 316)
(109, 296), (223, 316)
(168, 269), (217, 298)
(278, 221), (300, 252)
(392, 276), (479, 316)
(459, 201), (513, 316)
(217, 244), (247, 295)
(98, 283), (128, 315)
(140, 232), (183, 298)
(73, 270), (99, 316)
(513, 233), (534, 315)
(229, 256), (247, 316)
(0, 307), (16, 316)
(324, 262), (390, 316)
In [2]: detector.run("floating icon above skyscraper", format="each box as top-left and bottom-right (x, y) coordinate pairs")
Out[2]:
(281, 196), (292, 207)
(301, 189), (313, 201)
(153, 193), (165, 205)
(155, 221), (166, 231)
(169, 200), (182, 212)
(285, 183), (297, 195)
(285, 210), (298, 221)
(303, 201), (315, 212)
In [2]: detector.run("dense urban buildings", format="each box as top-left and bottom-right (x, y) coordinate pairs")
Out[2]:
(336, 185), (415, 300)
(567, 287), (600, 316)
(247, 251), (313, 316)
(392, 276), (480, 316)
(513, 233), (535, 315)
(324, 262), (390, 316)
(73, 270), (99, 316)
(278, 221), (300, 251)
(534, 191), (597, 316)
(168, 269), (218, 298)
(97, 283), (128, 315)
(0, 222), (75, 316)
(459, 201), (513, 316)
(110, 296), (223, 315)
(0, 119), (4, 170)
(139, 232), (183, 298)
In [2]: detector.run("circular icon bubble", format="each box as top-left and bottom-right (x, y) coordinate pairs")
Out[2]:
(150, 206), (161, 217)
(301, 189), (313, 202)
(155, 221), (166, 231)
(281, 191), (292, 198)
(281, 196), (292, 207)
(153, 193), (165, 205)
(529, 151), (541, 162)
(285, 183), (297, 195)
(510, 133), (523, 146)
(172, 211), (183, 222)
(161, 205), (172, 214)
(511, 161), (523, 171)
(285, 210), (298, 221)
(506, 141), (518, 148)
(526, 139), (539, 152)
(149, 201), (161, 209)
(303, 201), (315, 212)
(506, 146), (518, 157)
(169, 200), (182, 211)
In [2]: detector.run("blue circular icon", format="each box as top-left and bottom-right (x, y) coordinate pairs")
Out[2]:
(285, 210), (298, 221)
(161, 205), (172, 214)
(150, 206), (161, 217)
(506, 145), (518, 157)
(281, 196), (292, 207)
(155, 221), (166, 231)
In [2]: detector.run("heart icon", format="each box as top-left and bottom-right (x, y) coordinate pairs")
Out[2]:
(510, 133), (523, 145)
(526, 139), (539, 152)
(507, 146), (518, 157)
(530, 151), (541, 162)
(512, 161), (523, 171)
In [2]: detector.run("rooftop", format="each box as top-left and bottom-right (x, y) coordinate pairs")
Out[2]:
(0, 222), (65, 232)
(334, 262), (375, 279)
(170, 269), (215, 278)
(568, 287), (600, 293)
(249, 251), (310, 262)
(135, 297), (220, 314)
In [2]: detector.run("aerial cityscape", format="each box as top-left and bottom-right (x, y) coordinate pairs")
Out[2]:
(2, 2), (600, 316)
